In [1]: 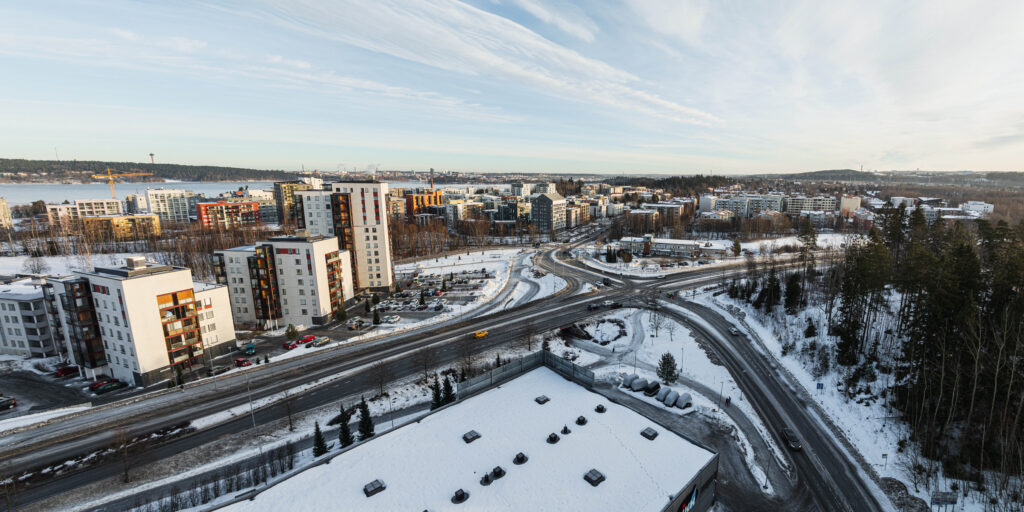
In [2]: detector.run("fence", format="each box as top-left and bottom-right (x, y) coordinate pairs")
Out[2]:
(457, 350), (595, 398)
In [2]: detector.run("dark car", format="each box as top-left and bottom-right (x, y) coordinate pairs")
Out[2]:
(89, 378), (118, 391)
(587, 304), (600, 311)
(0, 396), (16, 410)
(610, 302), (623, 309)
(643, 381), (661, 397)
(781, 428), (803, 451)
(94, 381), (128, 394)
(54, 366), (80, 378)
(206, 365), (230, 376)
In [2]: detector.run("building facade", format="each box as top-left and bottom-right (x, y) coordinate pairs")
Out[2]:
(214, 235), (354, 329)
(0, 198), (12, 229)
(47, 199), (124, 224)
(82, 214), (161, 240)
(196, 201), (261, 229)
(274, 180), (319, 225)
(530, 192), (566, 234)
(404, 189), (444, 220)
(784, 196), (837, 215)
(146, 188), (204, 223)
(0, 278), (63, 358)
(49, 257), (235, 386)
(295, 181), (394, 290)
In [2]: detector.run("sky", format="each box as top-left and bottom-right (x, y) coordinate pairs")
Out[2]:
(1, 1), (1023, 175)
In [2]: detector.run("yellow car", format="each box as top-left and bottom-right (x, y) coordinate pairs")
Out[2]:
(473, 330), (489, 339)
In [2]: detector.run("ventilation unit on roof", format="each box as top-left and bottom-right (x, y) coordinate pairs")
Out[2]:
(363, 479), (386, 497)
(491, 466), (505, 479)
(584, 469), (605, 487)
(513, 452), (529, 465)
(451, 488), (470, 504)
(641, 427), (659, 440)
(595, 404), (606, 413)
(546, 433), (560, 444)
(535, 395), (550, 404)
(463, 430), (481, 443)
(576, 416), (587, 425)
(480, 473), (492, 486)
(561, 425), (571, 435)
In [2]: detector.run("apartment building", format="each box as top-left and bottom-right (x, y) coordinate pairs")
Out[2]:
(219, 189), (279, 224)
(196, 201), (261, 229)
(274, 179), (321, 225)
(146, 188), (205, 223)
(960, 201), (994, 216)
(784, 196), (837, 215)
(405, 188), (444, 220)
(82, 214), (161, 240)
(840, 195), (862, 218)
(46, 199), (124, 224)
(295, 181), (394, 290)
(48, 257), (235, 386)
(530, 192), (566, 233)
(532, 183), (558, 194)
(0, 198), (12, 229)
(214, 235), (354, 329)
(445, 201), (484, 224)
(0, 278), (63, 358)
(510, 182), (532, 197)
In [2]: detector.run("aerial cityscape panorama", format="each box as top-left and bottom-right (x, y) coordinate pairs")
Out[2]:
(1, 2), (1023, 512)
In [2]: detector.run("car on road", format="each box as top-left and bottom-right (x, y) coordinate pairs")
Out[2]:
(282, 341), (298, 350)
(88, 378), (118, 391)
(310, 336), (332, 348)
(54, 366), (80, 378)
(602, 278), (612, 286)
(235, 358), (252, 367)
(473, 330), (489, 339)
(383, 315), (400, 324)
(587, 304), (600, 311)
(781, 428), (803, 451)
(243, 342), (257, 355)
(0, 396), (16, 410)
(94, 381), (128, 394)
(609, 302), (623, 309)
(601, 300), (614, 307)
(297, 335), (316, 345)
(206, 365), (230, 376)
(729, 327), (740, 336)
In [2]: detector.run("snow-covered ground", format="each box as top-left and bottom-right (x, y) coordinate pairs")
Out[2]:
(0, 252), (157, 276)
(0, 405), (91, 434)
(221, 367), (715, 512)
(505, 254), (567, 307)
(696, 291), (993, 511)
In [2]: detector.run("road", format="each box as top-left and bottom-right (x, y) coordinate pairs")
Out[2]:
(2, 242), (885, 512)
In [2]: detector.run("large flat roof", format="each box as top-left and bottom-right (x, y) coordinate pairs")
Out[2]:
(226, 367), (714, 511)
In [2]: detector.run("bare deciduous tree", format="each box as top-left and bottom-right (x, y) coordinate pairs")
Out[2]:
(412, 347), (437, 382)
(370, 361), (392, 397)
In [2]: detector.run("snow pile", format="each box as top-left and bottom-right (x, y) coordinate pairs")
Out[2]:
(0, 405), (91, 434)
(223, 368), (714, 512)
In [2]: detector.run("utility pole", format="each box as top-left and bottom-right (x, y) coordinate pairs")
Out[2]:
(245, 371), (265, 479)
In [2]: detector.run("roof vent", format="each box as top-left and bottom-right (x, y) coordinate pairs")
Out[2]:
(451, 488), (470, 504)
(491, 466), (505, 479)
(535, 395), (550, 404)
(641, 427), (659, 440)
(595, 404), (606, 413)
(561, 425), (571, 435)
(363, 479), (386, 497)
(576, 416), (587, 425)
(584, 469), (605, 487)
(463, 430), (481, 443)
(125, 256), (146, 269)
(513, 452), (528, 465)
(546, 433), (560, 444)
(480, 473), (492, 486)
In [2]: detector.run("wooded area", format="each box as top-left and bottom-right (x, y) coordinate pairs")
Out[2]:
(0, 159), (297, 182)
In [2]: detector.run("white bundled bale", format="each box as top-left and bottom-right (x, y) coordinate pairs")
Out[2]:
(674, 392), (693, 409)
(621, 374), (639, 388)
(630, 378), (648, 392)
(656, 387), (671, 402)
(663, 390), (679, 406)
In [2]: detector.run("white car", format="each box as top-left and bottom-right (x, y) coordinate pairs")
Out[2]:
(729, 328), (740, 336)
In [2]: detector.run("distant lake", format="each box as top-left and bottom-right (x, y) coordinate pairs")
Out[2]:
(0, 181), (510, 205)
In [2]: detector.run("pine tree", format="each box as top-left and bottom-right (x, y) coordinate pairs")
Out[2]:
(373, 309), (381, 325)
(803, 318), (817, 338)
(335, 307), (347, 322)
(264, 354), (269, 364)
(338, 409), (354, 448)
(371, 293), (380, 305)
(656, 352), (679, 384)
(732, 238), (741, 257)
(357, 397), (375, 440)
(430, 378), (442, 410)
(495, 354), (502, 367)
(542, 339), (550, 352)
(285, 324), (298, 341)
(419, 290), (426, 306)
(441, 377), (455, 404)
(312, 421), (328, 457)
(784, 272), (802, 314)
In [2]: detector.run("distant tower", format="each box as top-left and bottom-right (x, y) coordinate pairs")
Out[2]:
(430, 168), (435, 188)
(149, 153), (155, 164)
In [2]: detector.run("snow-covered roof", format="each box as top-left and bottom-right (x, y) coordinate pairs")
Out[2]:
(192, 281), (223, 292)
(229, 368), (714, 512)
(0, 280), (46, 301)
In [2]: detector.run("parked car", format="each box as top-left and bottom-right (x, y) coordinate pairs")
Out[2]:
(587, 304), (600, 311)
(781, 428), (803, 451)
(94, 381), (128, 394)
(297, 335), (316, 344)
(473, 330), (489, 339)
(434, 304), (444, 311)
(729, 328), (740, 336)
(206, 365), (230, 376)
(88, 378), (118, 391)
(610, 302), (623, 309)
(282, 341), (298, 350)
(243, 342), (257, 355)
(643, 381), (661, 397)
(54, 366), (80, 378)
(235, 358), (253, 367)
(311, 336), (332, 347)
(0, 396), (16, 410)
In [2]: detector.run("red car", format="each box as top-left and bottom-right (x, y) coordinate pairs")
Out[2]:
(297, 335), (316, 345)
(282, 341), (298, 350)
(89, 378), (117, 391)
(234, 358), (252, 367)
(54, 366), (80, 378)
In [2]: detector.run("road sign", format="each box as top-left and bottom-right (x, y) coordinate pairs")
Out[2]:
(931, 492), (957, 505)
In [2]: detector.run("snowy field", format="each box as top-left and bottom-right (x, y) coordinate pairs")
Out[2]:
(0, 252), (158, 276)
(0, 405), (90, 434)
(222, 367), (715, 512)
(505, 254), (567, 308)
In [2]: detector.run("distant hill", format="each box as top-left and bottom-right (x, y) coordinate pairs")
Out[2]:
(769, 169), (880, 181)
(0, 158), (299, 183)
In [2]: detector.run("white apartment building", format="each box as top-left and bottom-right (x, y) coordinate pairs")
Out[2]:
(784, 196), (837, 215)
(960, 201), (994, 216)
(214, 235), (354, 329)
(48, 257), (235, 386)
(0, 198), (12, 229)
(295, 181), (394, 290)
(0, 278), (63, 358)
(146, 188), (204, 223)
(46, 199), (124, 223)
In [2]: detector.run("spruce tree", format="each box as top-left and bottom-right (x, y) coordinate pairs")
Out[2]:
(656, 352), (679, 384)
(430, 378), (442, 410)
(542, 339), (550, 352)
(285, 324), (298, 341)
(732, 238), (741, 257)
(784, 272), (802, 314)
(338, 409), (354, 448)
(419, 290), (426, 306)
(803, 318), (817, 338)
(372, 293), (380, 305)
(364, 300), (371, 314)
(441, 377), (455, 404)
(357, 397), (375, 440)
(373, 309), (381, 325)
(312, 421), (328, 457)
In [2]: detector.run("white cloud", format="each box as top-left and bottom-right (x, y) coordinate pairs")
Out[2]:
(503, 0), (598, 42)
(268, 54), (312, 69)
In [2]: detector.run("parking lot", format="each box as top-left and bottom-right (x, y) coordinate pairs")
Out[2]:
(0, 369), (93, 422)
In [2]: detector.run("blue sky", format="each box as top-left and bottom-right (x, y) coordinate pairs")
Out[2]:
(1, 1), (1023, 174)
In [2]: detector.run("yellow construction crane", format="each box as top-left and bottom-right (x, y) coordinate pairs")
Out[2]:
(91, 167), (153, 199)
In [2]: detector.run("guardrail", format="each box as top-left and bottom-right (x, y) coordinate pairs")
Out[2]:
(457, 350), (594, 398)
